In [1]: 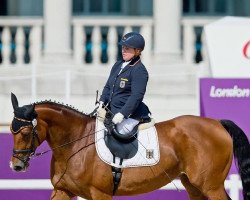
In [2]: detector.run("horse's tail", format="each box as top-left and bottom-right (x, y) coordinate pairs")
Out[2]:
(220, 119), (250, 200)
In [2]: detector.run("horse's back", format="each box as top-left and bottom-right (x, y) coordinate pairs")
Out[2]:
(156, 115), (232, 145)
(155, 115), (233, 182)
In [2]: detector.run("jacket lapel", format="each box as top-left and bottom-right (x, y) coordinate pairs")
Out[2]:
(119, 64), (130, 74)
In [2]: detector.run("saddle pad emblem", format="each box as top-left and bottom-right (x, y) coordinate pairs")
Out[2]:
(146, 149), (154, 159)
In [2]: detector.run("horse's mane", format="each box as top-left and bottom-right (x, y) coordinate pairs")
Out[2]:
(34, 100), (93, 118)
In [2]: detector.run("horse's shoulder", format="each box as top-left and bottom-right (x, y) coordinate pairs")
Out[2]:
(86, 117), (96, 128)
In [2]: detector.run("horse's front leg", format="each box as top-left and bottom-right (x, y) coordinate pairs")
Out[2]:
(50, 189), (74, 200)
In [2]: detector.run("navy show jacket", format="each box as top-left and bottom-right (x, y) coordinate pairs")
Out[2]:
(100, 56), (150, 121)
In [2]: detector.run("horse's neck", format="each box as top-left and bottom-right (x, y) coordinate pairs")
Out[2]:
(36, 105), (92, 152)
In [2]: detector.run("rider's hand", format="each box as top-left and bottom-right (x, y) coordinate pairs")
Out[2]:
(97, 101), (106, 121)
(112, 112), (124, 124)
(97, 101), (104, 112)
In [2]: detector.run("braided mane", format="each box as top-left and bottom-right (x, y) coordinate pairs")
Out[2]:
(34, 100), (92, 118)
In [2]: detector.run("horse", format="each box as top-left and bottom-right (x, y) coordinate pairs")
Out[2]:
(9, 93), (250, 200)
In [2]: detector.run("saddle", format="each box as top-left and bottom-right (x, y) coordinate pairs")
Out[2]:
(96, 115), (158, 195)
(103, 115), (139, 159)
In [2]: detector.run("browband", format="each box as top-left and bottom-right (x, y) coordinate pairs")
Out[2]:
(10, 117), (33, 134)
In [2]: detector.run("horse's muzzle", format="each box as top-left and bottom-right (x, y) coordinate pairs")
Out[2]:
(10, 157), (29, 172)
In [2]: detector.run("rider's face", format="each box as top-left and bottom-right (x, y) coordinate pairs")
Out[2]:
(122, 46), (136, 61)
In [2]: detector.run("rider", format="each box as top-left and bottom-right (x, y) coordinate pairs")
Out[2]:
(98, 31), (151, 135)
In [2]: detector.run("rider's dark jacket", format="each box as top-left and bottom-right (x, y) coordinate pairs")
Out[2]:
(100, 56), (150, 121)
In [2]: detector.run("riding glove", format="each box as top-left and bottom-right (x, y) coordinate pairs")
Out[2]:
(97, 101), (104, 110)
(97, 101), (106, 121)
(112, 112), (124, 124)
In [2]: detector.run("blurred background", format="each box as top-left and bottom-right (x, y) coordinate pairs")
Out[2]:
(0, 0), (250, 199)
(1, 0), (249, 124)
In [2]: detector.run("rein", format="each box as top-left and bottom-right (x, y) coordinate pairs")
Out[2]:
(33, 127), (106, 157)
(33, 106), (105, 157)
(12, 113), (107, 162)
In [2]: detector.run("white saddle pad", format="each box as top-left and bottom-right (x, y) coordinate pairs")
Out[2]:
(95, 119), (160, 168)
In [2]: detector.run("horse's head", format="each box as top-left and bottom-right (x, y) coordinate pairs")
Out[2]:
(10, 93), (39, 172)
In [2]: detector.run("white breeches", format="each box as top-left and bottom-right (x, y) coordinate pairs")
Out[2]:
(116, 118), (140, 135)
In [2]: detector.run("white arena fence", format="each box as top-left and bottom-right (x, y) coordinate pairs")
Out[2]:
(0, 175), (243, 200)
(0, 68), (199, 123)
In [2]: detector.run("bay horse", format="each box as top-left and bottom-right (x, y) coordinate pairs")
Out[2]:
(9, 93), (250, 200)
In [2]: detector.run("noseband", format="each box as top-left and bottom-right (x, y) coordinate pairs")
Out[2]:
(11, 117), (40, 165)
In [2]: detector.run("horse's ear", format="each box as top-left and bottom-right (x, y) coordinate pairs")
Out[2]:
(24, 104), (35, 119)
(11, 93), (19, 111)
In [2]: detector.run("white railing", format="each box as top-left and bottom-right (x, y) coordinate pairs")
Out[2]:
(72, 16), (153, 66)
(181, 16), (221, 64)
(0, 16), (223, 67)
(0, 174), (242, 200)
(72, 16), (221, 66)
(0, 17), (43, 66)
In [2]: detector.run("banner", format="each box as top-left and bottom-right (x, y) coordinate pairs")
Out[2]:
(200, 78), (250, 174)
(204, 16), (250, 77)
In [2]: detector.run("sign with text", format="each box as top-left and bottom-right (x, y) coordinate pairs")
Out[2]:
(204, 16), (250, 77)
(200, 78), (248, 200)
(200, 78), (250, 175)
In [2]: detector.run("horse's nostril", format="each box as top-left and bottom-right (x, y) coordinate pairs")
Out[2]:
(14, 165), (23, 172)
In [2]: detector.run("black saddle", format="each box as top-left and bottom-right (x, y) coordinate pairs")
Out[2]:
(103, 115), (139, 159)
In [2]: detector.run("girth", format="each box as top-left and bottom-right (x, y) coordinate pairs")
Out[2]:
(103, 114), (139, 195)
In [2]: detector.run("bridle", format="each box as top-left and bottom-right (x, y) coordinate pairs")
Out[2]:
(11, 116), (40, 166)
(10, 115), (99, 161)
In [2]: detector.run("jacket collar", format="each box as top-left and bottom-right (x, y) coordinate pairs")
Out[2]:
(127, 56), (141, 66)
(118, 56), (141, 74)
